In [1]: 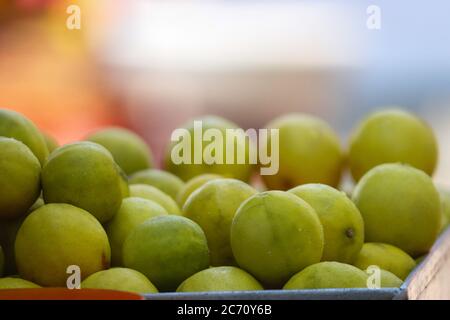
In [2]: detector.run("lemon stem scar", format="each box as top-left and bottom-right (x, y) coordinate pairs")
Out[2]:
(345, 228), (355, 239)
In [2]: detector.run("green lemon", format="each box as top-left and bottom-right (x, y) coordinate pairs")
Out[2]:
(283, 262), (368, 290)
(379, 270), (403, 288)
(349, 109), (438, 181)
(0, 137), (41, 220)
(177, 174), (223, 207)
(231, 191), (324, 288)
(86, 127), (154, 175)
(353, 243), (416, 280)
(106, 197), (168, 266)
(164, 116), (253, 182)
(15, 203), (111, 287)
(42, 132), (59, 153)
(352, 163), (441, 257)
(123, 215), (210, 291)
(81, 268), (158, 293)
(261, 114), (344, 190)
(129, 184), (181, 215)
(439, 188), (450, 232)
(177, 266), (263, 292)
(42, 141), (124, 223)
(0, 277), (41, 289)
(129, 169), (185, 200)
(183, 179), (257, 266)
(289, 184), (364, 263)
(0, 109), (49, 165)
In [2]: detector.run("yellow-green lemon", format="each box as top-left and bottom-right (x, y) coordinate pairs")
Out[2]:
(42, 132), (59, 153)
(86, 127), (153, 175)
(0, 109), (49, 165)
(0, 277), (41, 289)
(353, 242), (416, 280)
(106, 197), (168, 266)
(439, 188), (450, 232)
(379, 270), (403, 288)
(123, 215), (210, 291)
(177, 174), (222, 207)
(81, 268), (158, 293)
(177, 266), (263, 292)
(349, 109), (438, 181)
(42, 141), (124, 223)
(183, 179), (257, 266)
(129, 169), (185, 200)
(231, 191), (324, 288)
(129, 184), (181, 215)
(261, 114), (344, 190)
(352, 163), (441, 257)
(283, 262), (368, 290)
(164, 116), (253, 182)
(15, 203), (111, 287)
(289, 184), (364, 263)
(0, 137), (41, 220)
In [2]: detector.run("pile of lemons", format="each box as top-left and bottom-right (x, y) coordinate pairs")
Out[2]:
(0, 107), (448, 293)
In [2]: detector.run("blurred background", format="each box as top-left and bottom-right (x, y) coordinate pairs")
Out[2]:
(1, 0), (450, 185)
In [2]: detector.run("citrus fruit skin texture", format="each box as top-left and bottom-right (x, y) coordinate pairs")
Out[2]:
(129, 169), (185, 200)
(231, 191), (324, 288)
(0, 246), (4, 277)
(86, 127), (153, 176)
(0, 277), (41, 289)
(15, 203), (111, 287)
(283, 262), (368, 290)
(0, 108), (49, 165)
(183, 179), (257, 266)
(353, 243), (416, 280)
(289, 184), (364, 264)
(42, 132), (59, 153)
(352, 163), (441, 257)
(439, 188), (450, 232)
(81, 268), (158, 293)
(349, 109), (438, 181)
(129, 184), (181, 215)
(261, 114), (344, 190)
(123, 215), (210, 292)
(164, 116), (253, 182)
(0, 137), (41, 220)
(177, 174), (222, 207)
(42, 141), (124, 223)
(106, 197), (168, 266)
(177, 266), (263, 292)
(379, 270), (403, 288)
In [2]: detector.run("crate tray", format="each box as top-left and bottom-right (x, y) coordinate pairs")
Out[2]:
(144, 228), (450, 300)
